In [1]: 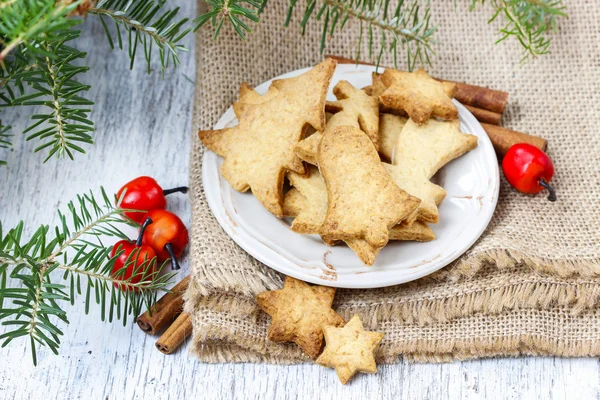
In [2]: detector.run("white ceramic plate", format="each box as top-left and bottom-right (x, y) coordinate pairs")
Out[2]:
(202, 64), (499, 289)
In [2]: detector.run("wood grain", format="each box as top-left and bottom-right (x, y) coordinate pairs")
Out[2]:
(0, 3), (598, 398)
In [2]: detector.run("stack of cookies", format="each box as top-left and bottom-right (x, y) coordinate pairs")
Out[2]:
(199, 58), (478, 266)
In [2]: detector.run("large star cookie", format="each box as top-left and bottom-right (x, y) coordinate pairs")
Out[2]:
(316, 315), (384, 384)
(256, 276), (344, 359)
(318, 126), (420, 249)
(295, 80), (379, 165)
(379, 68), (458, 124)
(199, 58), (336, 217)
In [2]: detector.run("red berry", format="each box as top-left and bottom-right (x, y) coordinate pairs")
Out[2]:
(110, 240), (158, 292)
(502, 143), (556, 201)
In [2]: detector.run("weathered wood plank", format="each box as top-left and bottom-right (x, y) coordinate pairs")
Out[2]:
(0, 1), (599, 398)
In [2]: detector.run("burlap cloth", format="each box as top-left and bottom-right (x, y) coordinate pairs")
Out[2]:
(184, 0), (600, 363)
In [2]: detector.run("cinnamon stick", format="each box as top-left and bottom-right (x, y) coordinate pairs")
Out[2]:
(454, 82), (508, 115)
(325, 55), (509, 115)
(155, 312), (192, 355)
(137, 275), (190, 335)
(481, 123), (548, 157)
(464, 105), (502, 125)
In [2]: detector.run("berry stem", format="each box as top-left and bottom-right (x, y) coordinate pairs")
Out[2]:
(136, 217), (153, 246)
(163, 186), (189, 196)
(539, 179), (557, 202)
(164, 243), (180, 270)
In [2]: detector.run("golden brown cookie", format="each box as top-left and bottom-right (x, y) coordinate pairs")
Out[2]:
(256, 276), (344, 359)
(232, 82), (279, 118)
(287, 165), (328, 234)
(295, 112), (359, 166)
(380, 68), (458, 124)
(378, 113), (407, 162)
(378, 117), (477, 223)
(295, 80), (379, 165)
(318, 126), (420, 248)
(363, 72), (403, 116)
(346, 221), (435, 265)
(199, 58), (336, 217)
(383, 163), (447, 223)
(316, 315), (384, 384)
(282, 188), (304, 217)
(393, 118), (478, 179)
(285, 167), (434, 264)
(325, 80), (379, 148)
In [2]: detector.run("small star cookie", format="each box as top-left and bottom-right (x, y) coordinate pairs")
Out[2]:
(316, 315), (384, 384)
(256, 276), (344, 359)
(380, 68), (458, 124)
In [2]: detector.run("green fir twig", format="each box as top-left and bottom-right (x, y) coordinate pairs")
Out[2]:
(0, 122), (11, 165)
(90, 0), (191, 73)
(470, 0), (567, 62)
(0, 187), (176, 365)
(6, 30), (94, 162)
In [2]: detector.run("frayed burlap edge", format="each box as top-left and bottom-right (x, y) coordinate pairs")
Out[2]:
(190, 333), (600, 365)
(447, 248), (600, 281)
(188, 240), (600, 297)
(184, 257), (600, 364)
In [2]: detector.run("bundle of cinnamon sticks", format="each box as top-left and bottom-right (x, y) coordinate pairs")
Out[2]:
(327, 55), (548, 157)
(137, 276), (192, 354)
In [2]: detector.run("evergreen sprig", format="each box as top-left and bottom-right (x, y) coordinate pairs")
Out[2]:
(295, 0), (436, 70)
(0, 187), (176, 365)
(193, 0), (264, 40)
(0, 0), (83, 64)
(3, 29), (94, 162)
(0, 121), (11, 165)
(471, 0), (567, 61)
(0, 0), (193, 165)
(91, 0), (192, 73)
(197, 0), (436, 70)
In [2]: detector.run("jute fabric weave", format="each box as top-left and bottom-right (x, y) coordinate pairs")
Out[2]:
(185, 0), (600, 363)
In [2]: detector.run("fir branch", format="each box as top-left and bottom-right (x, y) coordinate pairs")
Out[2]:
(309, 0), (437, 69)
(0, 187), (176, 365)
(196, 0), (436, 70)
(7, 30), (94, 163)
(193, 0), (264, 40)
(471, 0), (567, 62)
(0, 0), (84, 64)
(90, 0), (191, 73)
(0, 121), (11, 166)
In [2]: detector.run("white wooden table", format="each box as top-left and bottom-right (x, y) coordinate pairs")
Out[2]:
(1, 3), (599, 399)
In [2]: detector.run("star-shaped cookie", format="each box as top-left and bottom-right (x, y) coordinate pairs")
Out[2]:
(316, 315), (384, 384)
(256, 276), (344, 359)
(295, 80), (379, 165)
(199, 58), (336, 217)
(379, 68), (458, 124)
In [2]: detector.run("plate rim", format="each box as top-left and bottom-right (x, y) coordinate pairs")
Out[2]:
(201, 64), (500, 289)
